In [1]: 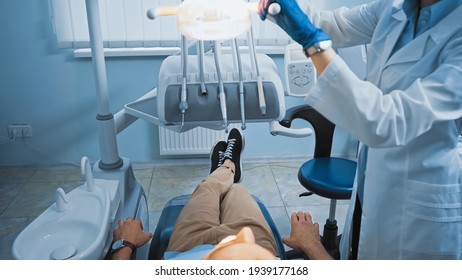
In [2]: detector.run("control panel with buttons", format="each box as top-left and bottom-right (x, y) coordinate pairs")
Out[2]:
(284, 43), (317, 97)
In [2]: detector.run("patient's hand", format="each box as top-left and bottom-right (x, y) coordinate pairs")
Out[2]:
(283, 211), (333, 260)
(112, 217), (153, 260)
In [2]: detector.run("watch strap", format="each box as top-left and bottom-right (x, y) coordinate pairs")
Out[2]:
(121, 240), (137, 252)
(303, 40), (332, 57)
(111, 239), (137, 253)
(303, 45), (318, 57)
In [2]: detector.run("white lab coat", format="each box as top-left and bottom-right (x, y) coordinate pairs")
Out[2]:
(306, 0), (462, 259)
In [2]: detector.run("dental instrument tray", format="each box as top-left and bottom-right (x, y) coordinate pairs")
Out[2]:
(125, 53), (285, 132)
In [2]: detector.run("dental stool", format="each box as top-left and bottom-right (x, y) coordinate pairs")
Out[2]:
(280, 105), (357, 259)
(148, 194), (287, 260)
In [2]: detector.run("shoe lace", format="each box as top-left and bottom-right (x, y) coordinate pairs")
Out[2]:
(217, 151), (225, 167)
(222, 139), (236, 160)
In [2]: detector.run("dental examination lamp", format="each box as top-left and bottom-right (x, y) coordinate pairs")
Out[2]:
(146, 0), (281, 40)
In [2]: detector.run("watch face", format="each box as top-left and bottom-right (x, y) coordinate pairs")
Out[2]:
(112, 240), (123, 250)
(318, 40), (333, 50)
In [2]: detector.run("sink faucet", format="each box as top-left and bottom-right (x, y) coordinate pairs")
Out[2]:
(55, 188), (68, 212)
(81, 156), (95, 192)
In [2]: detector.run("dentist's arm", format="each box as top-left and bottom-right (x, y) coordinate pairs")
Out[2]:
(310, 48), (336, 76)
(258, 0), (336, 76)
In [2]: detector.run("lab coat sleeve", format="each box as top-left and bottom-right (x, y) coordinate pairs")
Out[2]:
(306, 0), (385, 48)
(305, 48), (462, 148)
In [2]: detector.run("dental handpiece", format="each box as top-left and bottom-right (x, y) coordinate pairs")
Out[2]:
(247, 26), (266, 116)
(213, 41), (228, 132)
(179, 35), (188, 130)
(233, 38), (246, 130)
(198, 40), (207, 95)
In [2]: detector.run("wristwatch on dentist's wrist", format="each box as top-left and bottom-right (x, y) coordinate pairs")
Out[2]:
(303, 40), (333, 57)
(111, 239), (137, 254)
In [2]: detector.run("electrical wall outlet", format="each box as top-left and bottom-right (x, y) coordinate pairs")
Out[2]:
(8, 124), (33, 138)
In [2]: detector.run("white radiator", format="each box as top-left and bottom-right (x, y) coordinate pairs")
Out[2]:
(159, 126), (228, 155)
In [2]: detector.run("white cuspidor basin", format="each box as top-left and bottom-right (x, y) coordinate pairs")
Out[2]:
(12, 184), (111, 260)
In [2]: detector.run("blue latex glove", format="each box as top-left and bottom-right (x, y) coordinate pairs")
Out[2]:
(258, 0), (331, 50)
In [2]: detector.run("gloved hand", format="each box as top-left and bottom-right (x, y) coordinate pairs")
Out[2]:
(258, 0), (331, 50)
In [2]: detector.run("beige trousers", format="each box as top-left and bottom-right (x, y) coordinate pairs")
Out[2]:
(166, 165), (278, 256)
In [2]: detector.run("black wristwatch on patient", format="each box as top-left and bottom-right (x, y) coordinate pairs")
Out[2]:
(111, 239), (137, 258)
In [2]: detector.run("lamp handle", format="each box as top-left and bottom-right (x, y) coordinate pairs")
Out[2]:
(148, 2), (281, 20)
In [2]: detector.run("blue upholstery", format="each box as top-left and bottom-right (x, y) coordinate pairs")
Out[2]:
(298, 157), (356, 200)
(149, 194), (286, 260)
(149, 195), (189, 260)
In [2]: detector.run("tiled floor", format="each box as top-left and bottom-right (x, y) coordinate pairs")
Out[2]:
(0, 159), (350, 260)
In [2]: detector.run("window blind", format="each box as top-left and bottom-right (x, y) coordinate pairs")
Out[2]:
(49, 0), (292, 53)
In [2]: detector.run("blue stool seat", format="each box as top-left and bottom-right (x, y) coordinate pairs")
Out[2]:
(298, 157), (356, 200)
(149, 194), (286, 260)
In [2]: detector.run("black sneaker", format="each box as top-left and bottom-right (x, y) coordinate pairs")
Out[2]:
(210, 141), (227, 174)
(222, 128), (245, 183)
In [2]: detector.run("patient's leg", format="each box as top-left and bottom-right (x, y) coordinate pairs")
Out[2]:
(219, 185), (278, 256)
(166, 163), (235, 252)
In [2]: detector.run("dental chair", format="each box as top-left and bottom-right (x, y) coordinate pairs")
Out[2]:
(280, 105), (357, 259)
(148, 194), (287, 260)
